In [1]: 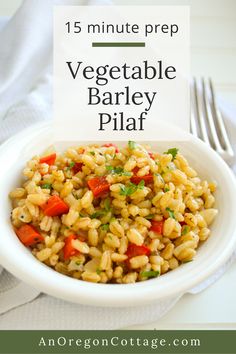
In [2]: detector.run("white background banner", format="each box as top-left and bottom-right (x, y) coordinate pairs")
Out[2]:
(53, 6), (189, 141)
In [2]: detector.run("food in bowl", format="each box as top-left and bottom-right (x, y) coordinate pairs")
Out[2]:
(9, 141), (218, 284)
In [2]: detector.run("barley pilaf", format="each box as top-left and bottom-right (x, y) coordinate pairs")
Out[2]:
(10, 141), (218, 283)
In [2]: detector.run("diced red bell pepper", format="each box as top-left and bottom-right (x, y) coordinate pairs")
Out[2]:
(72, 162), (83, 174)
(179, 221), (186, 226)
(63, 235), (80, 260)
(102, 143), (119, 153)
(15, 224), (44, 247)
(131, 166), (153, 185)
(39, 153), (56, 166)
(87, 176), (110, 198)
(43, 195), (69, 217)
(148, 152), (155, 160)
(150, 220), (164, 235)
(132, 166), (140, 174)
(131, 174), (153, 185)
(126, 243), (151, 258)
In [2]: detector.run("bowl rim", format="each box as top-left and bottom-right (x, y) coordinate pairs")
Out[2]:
(0, 121), (236, 307)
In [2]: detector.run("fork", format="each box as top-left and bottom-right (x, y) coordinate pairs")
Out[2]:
(190, 77), (234, 165)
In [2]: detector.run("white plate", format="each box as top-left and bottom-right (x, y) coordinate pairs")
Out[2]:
(0, 121), (236, 307)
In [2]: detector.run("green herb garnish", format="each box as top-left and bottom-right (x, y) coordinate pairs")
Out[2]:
(91, 210), (106, 219)
(41, 183), (52, 189)
(164, 148), (179, 160)
(181, 225), (190, 235)
(68, 161), (75, 169)
(141, 270), (160, 278)
(101, 224), (109, 231)
(106, 165), (131, 176)
(92, 199), (112, 219)
(106, 166), (123, 174)
(183, 259), (193, 263)
(90, 151), (95, 156)
(166, 207), (176, 219)
(128, 141), (137, 150)
(122, 171), (132, 176)
(120, 183), (136, 196)
(104, 198), (111, 212)
(120, 180), (145, 196)
(75, 261), (81, 266)
(96, 268), (102, 275)
(164, 187), (170, 192)
(146, 214), (154, 220)
(138, 180), (145, 189)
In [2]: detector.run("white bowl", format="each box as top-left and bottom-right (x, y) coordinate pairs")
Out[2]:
(0, 121), (236, 307)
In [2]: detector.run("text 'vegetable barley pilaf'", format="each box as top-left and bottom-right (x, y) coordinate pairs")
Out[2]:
(9, 141), (218, 284)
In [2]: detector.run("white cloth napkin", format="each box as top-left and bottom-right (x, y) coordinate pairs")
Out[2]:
(0, 0), (235, 329)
